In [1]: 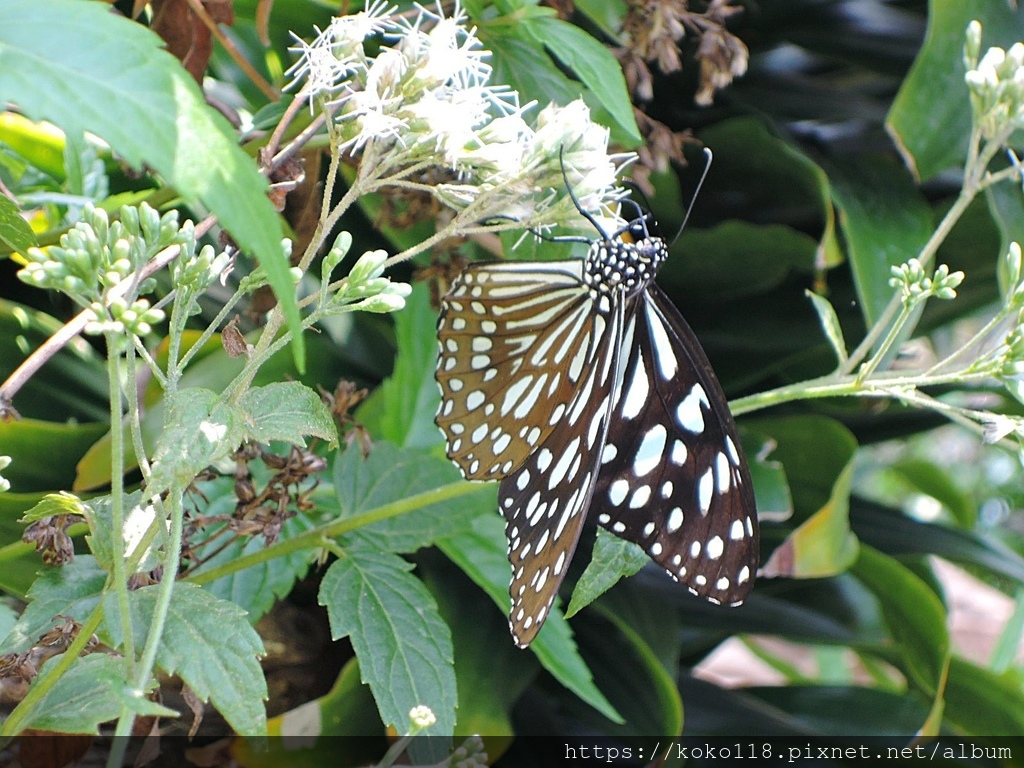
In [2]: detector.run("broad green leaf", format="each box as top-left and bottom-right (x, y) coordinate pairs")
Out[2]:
(573, 0), (628, 41)
(850, 499), (1024, 585)
(0, 112), (66, 180)
(521, 17), (640, 146)
(0, 556), (105, 654)
(17, 654), (136, 734)
(825, 154), (933, 327)
(240, 381), (337, 447)
(573, 609), (683, 737)
(0, 419), (108, 493)
(193, 506), (318, 623)
(0, 0), (303, 368)
(696, 117), (842, 270)
(742, 430), (792, 522)
(369, 284), (444, 449)
(887, 2), (1024, 181)
(746, 415), (858, 521)
(566, 530), (647, 618)
(421, 556), (537, 739)
(437, 515), (622, 723)
(805, 290), (848, 366)
(79, 491), (164, 573)
(761, 462), (859, 580)
(104, 582), (268, 735)
(852, 545), (950, 703)
(331, 441), (493, 554)
(945, 656), (1024, 736)
(146, 388), (244, 496)
(887, 458), (975, 528)
(0, 605), (17, 648)
(746, 684), (931, 736)
(482, 32), (582, 114)
(0, 194), (34, 253)
(318, 548), (456, 736)
(664, 222), (820, 301)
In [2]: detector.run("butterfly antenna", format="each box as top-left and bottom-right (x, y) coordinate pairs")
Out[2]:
(560, 146), (610, 240)
(671, 147), (713, 244)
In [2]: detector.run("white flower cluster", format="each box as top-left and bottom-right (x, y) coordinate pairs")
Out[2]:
(287, 2), (630, 232)
(964, 20), (1024, 140)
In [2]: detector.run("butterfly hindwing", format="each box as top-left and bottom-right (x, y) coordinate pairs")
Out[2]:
(499, 299), (628, 647)
(590, 283), (758, 605)
(436, 261), (606, 481)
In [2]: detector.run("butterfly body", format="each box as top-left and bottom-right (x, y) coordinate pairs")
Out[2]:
(435, 210), (758, 647)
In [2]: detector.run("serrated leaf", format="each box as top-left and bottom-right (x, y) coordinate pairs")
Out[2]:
(19, 491), (87, 524)
(437, 515), (622, 723)
(804, 290), (848, 366)
(195, 507), (318, 622)
(318, 548), (457, 736)
(103, 582), (267, 735)
(0, 0), (304, 368)
(0, 194), (35, 253)
(0, 556), (106, 654)
(80, 490), (164, 573)
(146, 388), (243, 496)
(522, 17), (640, 146)
(332, 441), (492, 554)
(18, 654), (130, 734)
(566, 529), (647, 619)
(240, 381), (337, 447)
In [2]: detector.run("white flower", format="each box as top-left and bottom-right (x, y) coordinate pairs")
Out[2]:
(408, 705), (436, 729)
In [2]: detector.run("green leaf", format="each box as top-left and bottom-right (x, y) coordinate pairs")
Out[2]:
(573, 0), (628, 41)
(0, 556), (106, 654)
(482, 32), (581, 113)
(104, 582), (268, 735)
(368, 284), (444, 449)
(331, 442), (493, 554)
(146, 388), (243, 496)
(240, 381), (337, 447)
(990, 588), (1024, 674)
(945, 656), (1024, 736)
(696, 117), (842, 269)
(0, 194), (35, 253)
(0, 300), (109, 423)
(762, 462), (860, 580)
(824, 154), (933, 327)
(0, 0), (304, 368)
(887, 2), (1024, 180)
(805, 290), (848, 367)
(18, 654), (133, 734)
(521, 17), (640, 146)
(0, 419), (108, 493)
(743, 430), (793, 521)
(318, 548), (457, 736)
(852, 545), (950, 701)
(19, 490), (87, 524)
(420, 556), (537, 737)
(573, 609), (683, 736)
(194, 504), (318, 623)
(887, 458), (975, 528)
(566, 529), (647, 619)
(437, 515), (622, 723)
(665, 222), (820, 301)
(79, 491), (164, 573)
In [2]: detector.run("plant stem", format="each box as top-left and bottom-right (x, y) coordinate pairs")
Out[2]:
(187, 480), (489, 586)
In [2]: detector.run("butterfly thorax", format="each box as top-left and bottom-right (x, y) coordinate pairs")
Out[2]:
(583, 235), (669, 309)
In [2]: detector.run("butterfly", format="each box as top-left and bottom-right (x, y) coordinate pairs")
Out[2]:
(434, 167), (758, 647)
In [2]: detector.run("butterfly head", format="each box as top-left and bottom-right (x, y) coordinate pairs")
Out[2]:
(583, 207), (669, 301)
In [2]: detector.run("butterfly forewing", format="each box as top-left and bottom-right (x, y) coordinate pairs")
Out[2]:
(436, 261), (606, 481)
(591, 283), (758, 604)
(499, 300), (627, 647)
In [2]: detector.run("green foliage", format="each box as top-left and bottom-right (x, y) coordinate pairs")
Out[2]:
(2, 0), (1024, 754)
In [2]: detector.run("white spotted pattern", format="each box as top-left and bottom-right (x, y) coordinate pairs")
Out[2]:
(435, 209), (759, 648)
